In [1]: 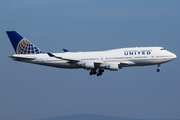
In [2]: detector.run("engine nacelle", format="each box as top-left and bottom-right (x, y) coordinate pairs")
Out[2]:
(82, 62), (94, 69)
(106, 64), (119, 71)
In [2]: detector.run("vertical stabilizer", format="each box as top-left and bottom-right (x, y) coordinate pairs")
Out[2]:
(6, 31), (44, 54)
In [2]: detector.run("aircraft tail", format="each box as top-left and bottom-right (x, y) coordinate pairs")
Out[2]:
(6, 31), (45, 54)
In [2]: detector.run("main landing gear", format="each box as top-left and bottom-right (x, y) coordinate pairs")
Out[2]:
(89, 68), (97, 75)
(156, 64), (161, 72)
(89, 68), (104, 76)
(97, 68), (104, 76)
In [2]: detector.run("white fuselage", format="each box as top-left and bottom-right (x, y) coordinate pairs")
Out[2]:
(11, 47), (176, 70)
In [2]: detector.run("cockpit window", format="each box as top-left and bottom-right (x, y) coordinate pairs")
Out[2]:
(160, 48), (165, 50)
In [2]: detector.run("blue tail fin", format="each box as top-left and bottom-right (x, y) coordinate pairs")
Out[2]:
(6, 31), (45, 54)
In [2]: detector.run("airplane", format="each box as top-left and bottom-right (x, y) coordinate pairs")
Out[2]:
(6, 31), (177, 76)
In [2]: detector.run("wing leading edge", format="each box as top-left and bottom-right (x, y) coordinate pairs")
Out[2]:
(47, 53), (79, 62)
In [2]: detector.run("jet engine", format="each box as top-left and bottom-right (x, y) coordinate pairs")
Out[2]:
(82, 62), (94, 69)
(106, 64), (119, 71)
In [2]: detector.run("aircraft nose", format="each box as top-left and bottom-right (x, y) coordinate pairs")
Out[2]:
(171, 53), (177, 59)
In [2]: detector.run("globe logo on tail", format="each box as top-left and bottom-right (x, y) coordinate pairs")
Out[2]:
(16, 38), (44, 54)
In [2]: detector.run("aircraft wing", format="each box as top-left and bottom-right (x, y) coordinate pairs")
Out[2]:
(47, 53), (79, 62)
(47, 53), (104, 64)
(47, 53), (135, 65)
(8, 56), (36, 60)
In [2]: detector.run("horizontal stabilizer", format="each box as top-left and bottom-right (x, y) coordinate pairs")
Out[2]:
(8, 56), (36, 60)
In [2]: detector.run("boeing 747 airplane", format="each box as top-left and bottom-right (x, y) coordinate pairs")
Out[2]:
(7, 31), (177, 76)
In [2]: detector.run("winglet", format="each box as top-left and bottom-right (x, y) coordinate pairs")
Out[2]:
(62, 49), (70, 52)
(47, 53), (63, 59)
(47, 53), (55, 57)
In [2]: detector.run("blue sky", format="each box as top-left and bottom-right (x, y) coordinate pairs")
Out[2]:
(0, 0), (180, 120)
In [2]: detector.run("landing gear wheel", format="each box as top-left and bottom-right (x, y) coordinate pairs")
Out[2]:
(156, 64), (161, 72)
(96, 68), (104, 76)
(89, 69), (97, 75)
(89, 72), (93, 75)
(156, 69), (160, 72)
(97, 73), (102, 76)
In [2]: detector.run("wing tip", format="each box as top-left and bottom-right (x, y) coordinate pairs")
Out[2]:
(47, 53), (55, 57)
(63, 49), (70, 52)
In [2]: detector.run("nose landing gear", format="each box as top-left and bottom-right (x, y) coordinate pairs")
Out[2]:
(156, 64), (161, 72)
(157, 68), (160, 72)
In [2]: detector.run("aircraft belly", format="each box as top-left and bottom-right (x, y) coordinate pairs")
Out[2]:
(130, 59), (168, 66)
